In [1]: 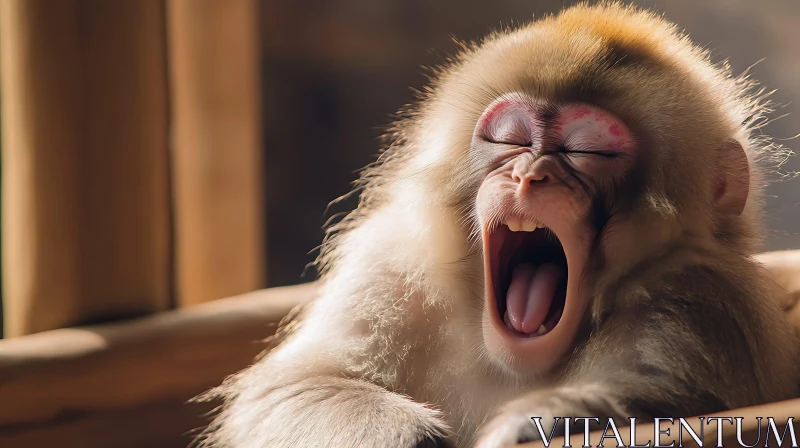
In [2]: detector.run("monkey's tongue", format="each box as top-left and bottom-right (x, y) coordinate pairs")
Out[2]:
(504, 263), (563, 334)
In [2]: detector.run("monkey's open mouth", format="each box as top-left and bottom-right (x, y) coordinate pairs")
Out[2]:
(488, 221), (568, 338)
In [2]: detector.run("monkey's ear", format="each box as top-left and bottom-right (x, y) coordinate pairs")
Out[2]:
(713, 139), (750, 216)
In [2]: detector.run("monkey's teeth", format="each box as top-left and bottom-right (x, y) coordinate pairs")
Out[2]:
(505, 217), (522, 232)
(504, 217), (543, 232)
(504, 311), (548, 336)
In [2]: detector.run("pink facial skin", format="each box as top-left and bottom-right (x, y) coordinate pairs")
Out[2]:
(479, 98), (634, 153)
(474, 98), (636, 374)
(553, 104), (634, 153)
(478, 100), (541, 147)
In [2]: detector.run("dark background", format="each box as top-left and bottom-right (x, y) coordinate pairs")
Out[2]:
(261, 0), (800, 287)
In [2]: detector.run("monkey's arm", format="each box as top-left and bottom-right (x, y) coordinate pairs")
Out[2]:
(475, 267), (796, 448)
(213, 369), (452, 448)
(204, 297), (454, 448)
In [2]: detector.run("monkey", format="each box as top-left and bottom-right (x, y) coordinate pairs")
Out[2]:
(198, 3), (799, 448)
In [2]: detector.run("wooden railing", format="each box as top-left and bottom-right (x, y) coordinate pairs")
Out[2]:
(0, 283), (317, 447)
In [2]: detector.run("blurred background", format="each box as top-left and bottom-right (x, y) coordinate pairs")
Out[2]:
(0, 1), (797, 447)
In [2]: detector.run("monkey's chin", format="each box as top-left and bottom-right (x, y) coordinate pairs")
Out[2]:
(481, 223), (588, 374)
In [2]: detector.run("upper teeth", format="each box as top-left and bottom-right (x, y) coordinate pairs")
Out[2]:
(504, 217), (543, 232)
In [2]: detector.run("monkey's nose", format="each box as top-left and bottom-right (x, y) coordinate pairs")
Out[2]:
(512, 171), (549, 195)
(513, 171), (548, 184)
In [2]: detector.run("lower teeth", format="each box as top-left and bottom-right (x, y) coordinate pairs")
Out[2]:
(503, 311), (549, 336)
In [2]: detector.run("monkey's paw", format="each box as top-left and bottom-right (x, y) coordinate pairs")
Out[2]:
(473, 409), (558, 448)
(473, 385), (623, 448)
(415, 434), (457, 448)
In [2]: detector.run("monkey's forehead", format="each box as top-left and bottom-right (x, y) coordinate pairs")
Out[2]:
(432, 5), (740, 151)
(524, 3), (686, 68)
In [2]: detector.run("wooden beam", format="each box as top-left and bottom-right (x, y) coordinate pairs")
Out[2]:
(167, 0), (266, 306)
(0, 0), (172, 336)
(0, 399), (217, 448)
(756, 250), (800, 333)
(0, 283), (317, 428)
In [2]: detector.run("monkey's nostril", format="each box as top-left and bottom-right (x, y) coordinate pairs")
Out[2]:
(529, 175), (548, 185)
(512, 169), (547, 188)
(525, 173), (548, 186)
(515, 173), (548, 195)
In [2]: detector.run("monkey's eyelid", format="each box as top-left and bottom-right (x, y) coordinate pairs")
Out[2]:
(484, 136), (533, 147)
(562, 148), (621, 158)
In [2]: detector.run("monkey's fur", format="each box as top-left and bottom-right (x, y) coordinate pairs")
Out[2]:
(199, 3), (798, 447)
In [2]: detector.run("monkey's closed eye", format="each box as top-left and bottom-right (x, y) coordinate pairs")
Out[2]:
(485, 136), (533, 147)
(559, 146), (620, 159)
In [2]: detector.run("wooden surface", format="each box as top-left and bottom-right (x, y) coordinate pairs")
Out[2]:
(0, 0), (172, 336)
(168, 0), (266, 306)
(758, 250), (800, 332)
(0, 400), (217, 448)
(0, 282), (317, 434)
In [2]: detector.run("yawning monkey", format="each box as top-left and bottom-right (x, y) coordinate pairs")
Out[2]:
(201, 3), (799, 447)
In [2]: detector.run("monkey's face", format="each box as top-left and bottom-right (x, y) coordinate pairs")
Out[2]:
(473, 95), (637, 374)
(388, 12), (751, 376)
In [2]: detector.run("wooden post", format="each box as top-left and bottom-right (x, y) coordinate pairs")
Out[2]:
(167, 0), (266, 306)
(0, 0), (172, 336)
